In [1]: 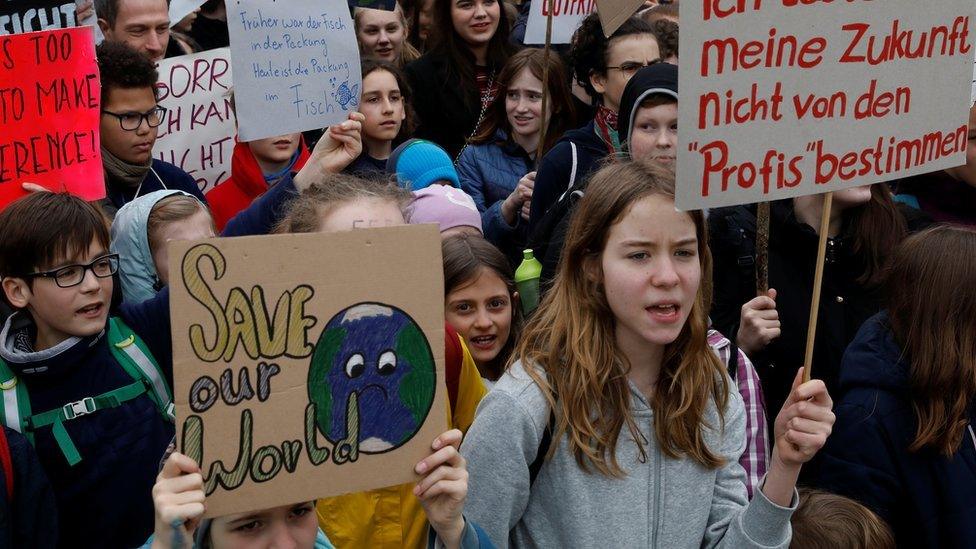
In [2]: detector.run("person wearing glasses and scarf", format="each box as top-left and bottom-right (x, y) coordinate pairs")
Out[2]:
(96, 41), (207, 219)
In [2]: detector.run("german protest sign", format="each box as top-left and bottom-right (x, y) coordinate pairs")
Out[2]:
(0, 0), (77, 35)
(0, 26), (102, 208)
(154, 48), (235, 194)
(227, 0), (360, 142)
(170, 225), (448, 517)
(676, 0), (974, 210)
(524, 0), (595, 45)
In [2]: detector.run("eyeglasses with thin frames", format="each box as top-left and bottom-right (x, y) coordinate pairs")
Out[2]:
(101, 106), (168, 131)
(24, 254), (120, 288)
(606, 59), (663, 77)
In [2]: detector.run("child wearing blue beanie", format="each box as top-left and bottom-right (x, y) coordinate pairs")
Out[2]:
(388, 139), (462, 191)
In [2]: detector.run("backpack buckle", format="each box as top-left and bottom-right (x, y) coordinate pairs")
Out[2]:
(63, 397), (96, 420)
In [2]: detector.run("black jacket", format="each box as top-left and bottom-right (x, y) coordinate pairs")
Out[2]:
(0, 427), (58, 548)
(818, 313), (976, 548)
(405, 53), (482, 160)
(708, 200), (929, 420)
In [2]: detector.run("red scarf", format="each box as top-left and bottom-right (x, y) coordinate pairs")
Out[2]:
(594, 105), (621, 156)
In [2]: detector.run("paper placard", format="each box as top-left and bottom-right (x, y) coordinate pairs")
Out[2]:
(227, 0), (361, 142)
(523, 0), (594, 45)
(154, 48), (236, 194)
(170, 225), (448, 517)
(595, 0), (643, 38)
(169, 0), (206, 28)
(0, 26), (103, 208)
(0, 0), (77, 35)
(676, 1), (974, 210)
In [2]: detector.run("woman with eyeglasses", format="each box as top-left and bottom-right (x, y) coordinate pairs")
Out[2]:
(526, 14), (659, 236)
(97, 41), (207, 219)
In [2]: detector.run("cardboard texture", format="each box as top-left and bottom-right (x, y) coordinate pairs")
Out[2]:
(169, 225), (448, 518)
(524, 0), (595, 45)
(677, 0), (974, 210)
(154, 49), (236, 194)
(0, 26), (103, 209)
(595, 0), (644, 38)
(0, 0), (77, 34)
(227, 0), (361, 142)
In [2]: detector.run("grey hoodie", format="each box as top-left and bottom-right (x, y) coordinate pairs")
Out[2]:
(461, 361), (796, 548)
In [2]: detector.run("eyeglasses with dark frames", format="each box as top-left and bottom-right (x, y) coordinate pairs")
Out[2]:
(606, 59), (663, 77)
(101, 106), (168, 131)
(25, 254), (120, 288)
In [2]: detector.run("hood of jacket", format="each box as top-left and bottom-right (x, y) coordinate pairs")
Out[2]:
(110, 189), (194, 304)
(837, 312), (911, 399)
(554, 120), (610, 157)
(617, 63), (679, 149)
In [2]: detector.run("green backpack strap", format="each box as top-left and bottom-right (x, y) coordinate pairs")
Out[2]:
(0, 358), (32, 444)
(106, 318), (175, 422)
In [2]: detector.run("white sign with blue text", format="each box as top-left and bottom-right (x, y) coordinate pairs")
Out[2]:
(227, 0), (360, 141)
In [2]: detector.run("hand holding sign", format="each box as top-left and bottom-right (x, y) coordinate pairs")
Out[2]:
(294, 112), (365, 191)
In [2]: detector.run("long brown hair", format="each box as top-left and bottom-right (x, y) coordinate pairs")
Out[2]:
(847, 184), (908, 287)
(470, 48), (576, 158)
(516, 159), (729, 476)
(428, 0), (515, 104)
(442, 234), (523, 380)
(790, 489), (895, 549)
(360, 58), (416, 143)
(884, 225), (976, 456)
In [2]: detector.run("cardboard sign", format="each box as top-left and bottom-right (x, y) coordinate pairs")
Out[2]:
(0, 0), (76, 35)
(154, 48), (236, 194)
(676, 1), (974, 210)
(595, 0), (644, 38)
(524, 0), (595, 45)
(227, 0), (361, 142)
(0, 26), (103, 208)
(170, 225), (448, 517)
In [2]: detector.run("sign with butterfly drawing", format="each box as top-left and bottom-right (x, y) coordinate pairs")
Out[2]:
(226, 0), (361, 141)
(169, 225), (447, 517)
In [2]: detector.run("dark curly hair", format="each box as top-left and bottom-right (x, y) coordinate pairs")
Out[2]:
(568, 14), (654, 101)
(649, 19), (678, 60)
(97, 40), (160, 105)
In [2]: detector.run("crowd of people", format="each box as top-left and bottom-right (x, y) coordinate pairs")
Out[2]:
(0, 0), (974, 547)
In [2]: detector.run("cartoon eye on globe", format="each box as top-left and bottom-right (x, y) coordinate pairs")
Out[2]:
(308, 302), (436, 455)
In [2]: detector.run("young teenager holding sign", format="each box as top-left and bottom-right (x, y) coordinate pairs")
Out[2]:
(461, 160), (835, 547)
(405, 0), (516, 159)
(346, 60), (414, 179)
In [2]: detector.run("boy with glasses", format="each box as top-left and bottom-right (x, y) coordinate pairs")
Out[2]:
(0, 192), (176, 546)
(97, 41), (206, 217)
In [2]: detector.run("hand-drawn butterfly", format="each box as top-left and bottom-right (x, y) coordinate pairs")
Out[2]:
(307, 303), (435, 455)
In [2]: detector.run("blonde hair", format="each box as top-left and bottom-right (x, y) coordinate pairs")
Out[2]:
(516, 159), (729, 476)
(353, 5), (421, 68)
(274, 174), (412, 234)
(147, 194), (212, 254)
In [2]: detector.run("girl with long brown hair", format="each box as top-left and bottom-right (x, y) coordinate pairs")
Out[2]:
(818, 225), (976, 548)
(457, 48), (575, 263)
(461, 159), (835, 547)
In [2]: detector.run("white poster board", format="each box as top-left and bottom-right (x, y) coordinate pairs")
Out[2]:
(524, 0), (594, 45)
(227, 0), (360, 142)
(154, 48), (236, 194)
(676, 1), (974, 210)
(169, 0), (206, 28)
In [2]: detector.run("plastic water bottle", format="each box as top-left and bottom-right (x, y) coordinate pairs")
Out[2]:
(515, 249), (543, 315)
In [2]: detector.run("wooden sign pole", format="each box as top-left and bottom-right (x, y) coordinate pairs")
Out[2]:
(755, 202), (771, 294)
(535, 0), (556, 163)
(802, 192), (833, 383)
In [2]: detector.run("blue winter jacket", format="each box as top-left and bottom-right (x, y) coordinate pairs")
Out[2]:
(457, 131), (532, 258)
(817, 312), (976, 548)
(0, 292), (174, 548)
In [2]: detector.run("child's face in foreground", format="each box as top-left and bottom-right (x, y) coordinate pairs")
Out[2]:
(210, 501), (318, 549)
(4, 239), (113, 350)
(599, 194), (700, 355)
(445, 266), (513, 369)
